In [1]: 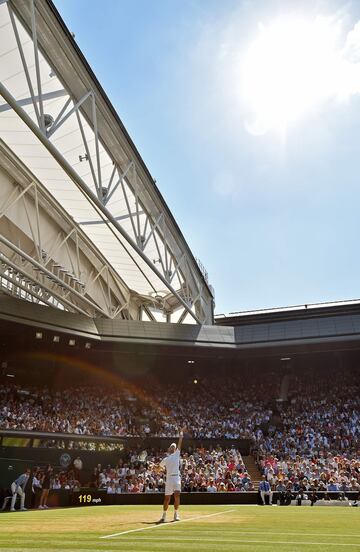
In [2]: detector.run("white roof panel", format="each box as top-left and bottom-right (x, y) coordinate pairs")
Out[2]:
(0, 1), (212, 323)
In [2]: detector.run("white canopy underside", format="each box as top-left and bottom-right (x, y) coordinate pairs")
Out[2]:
(0, 3), (185, 304)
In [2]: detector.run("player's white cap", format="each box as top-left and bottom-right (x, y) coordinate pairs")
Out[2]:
(170, 442), (176, 448)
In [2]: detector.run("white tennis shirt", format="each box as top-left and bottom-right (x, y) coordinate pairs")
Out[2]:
(160, 449), (180, 476)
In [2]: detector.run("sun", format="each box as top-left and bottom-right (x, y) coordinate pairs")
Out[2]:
(242, 16), (342, 135)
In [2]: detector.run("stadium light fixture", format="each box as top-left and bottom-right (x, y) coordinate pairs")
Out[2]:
(53, 336), (60, 343)
(43, 113), (54, 129)
(35, 332), (43, 339)
(280, 357), (291, 361)
(85, 342), (91, 349)
(69, 339), (76, 346)
(187, 360), (195, 364)
(6, 373), (15, 378)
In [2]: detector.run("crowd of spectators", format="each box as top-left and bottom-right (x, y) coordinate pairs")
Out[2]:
(0, 375), (275, 438)
(253, 373), (359, 492)
(146, 377), (275, 439)
(260, 453), (360, 493)
(98, 447), (253, 493)
(254, 376), (359, 458)
(0, 385), (138, 436)
(29, 447), (253, 494)
(1, 368), (359, 494)
(32, 465), (80, 494)
(1, 371), (358, 446)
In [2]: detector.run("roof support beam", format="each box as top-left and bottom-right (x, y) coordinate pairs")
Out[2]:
(0, 89), (67, 113)
(30, 0), (45, 133)
(47, 90), (91, 137)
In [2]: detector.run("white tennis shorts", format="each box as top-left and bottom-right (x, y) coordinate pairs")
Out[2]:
(165, 475), (181, 496)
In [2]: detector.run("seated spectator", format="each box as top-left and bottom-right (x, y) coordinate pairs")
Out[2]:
(207, 479), (217, 493)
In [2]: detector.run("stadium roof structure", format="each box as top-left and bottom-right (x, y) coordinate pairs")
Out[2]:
(215, 298), (360, 325)
(1, 295), (360, 358)
(0, 0), (214, 325)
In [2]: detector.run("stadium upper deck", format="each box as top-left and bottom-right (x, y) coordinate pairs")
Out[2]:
(0, 0), (213, 325)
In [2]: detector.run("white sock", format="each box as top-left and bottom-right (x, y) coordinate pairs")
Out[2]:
(162, 511), (166, 519)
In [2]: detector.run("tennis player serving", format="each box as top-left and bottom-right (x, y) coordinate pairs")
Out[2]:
(158, 427), (185, 523)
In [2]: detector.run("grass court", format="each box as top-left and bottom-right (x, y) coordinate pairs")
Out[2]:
(0, 504), (359, 551)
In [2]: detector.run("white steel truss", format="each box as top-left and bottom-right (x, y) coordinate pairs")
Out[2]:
(0, 0), (214, 323)
(0, 140), (138, 318)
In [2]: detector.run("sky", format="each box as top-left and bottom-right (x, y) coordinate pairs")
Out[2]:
(54, 0), (360, 316)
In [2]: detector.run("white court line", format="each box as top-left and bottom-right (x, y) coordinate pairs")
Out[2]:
(165, 529), (360, 538)
(99, 509), (235, 539)
(118, 536), (360, 547)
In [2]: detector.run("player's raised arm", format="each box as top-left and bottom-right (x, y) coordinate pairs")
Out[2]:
(177, 427), (185, 451)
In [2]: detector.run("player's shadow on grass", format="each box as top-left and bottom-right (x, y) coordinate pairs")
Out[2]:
(141, 520), (175, 525)
(142, 521), (161, 525)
